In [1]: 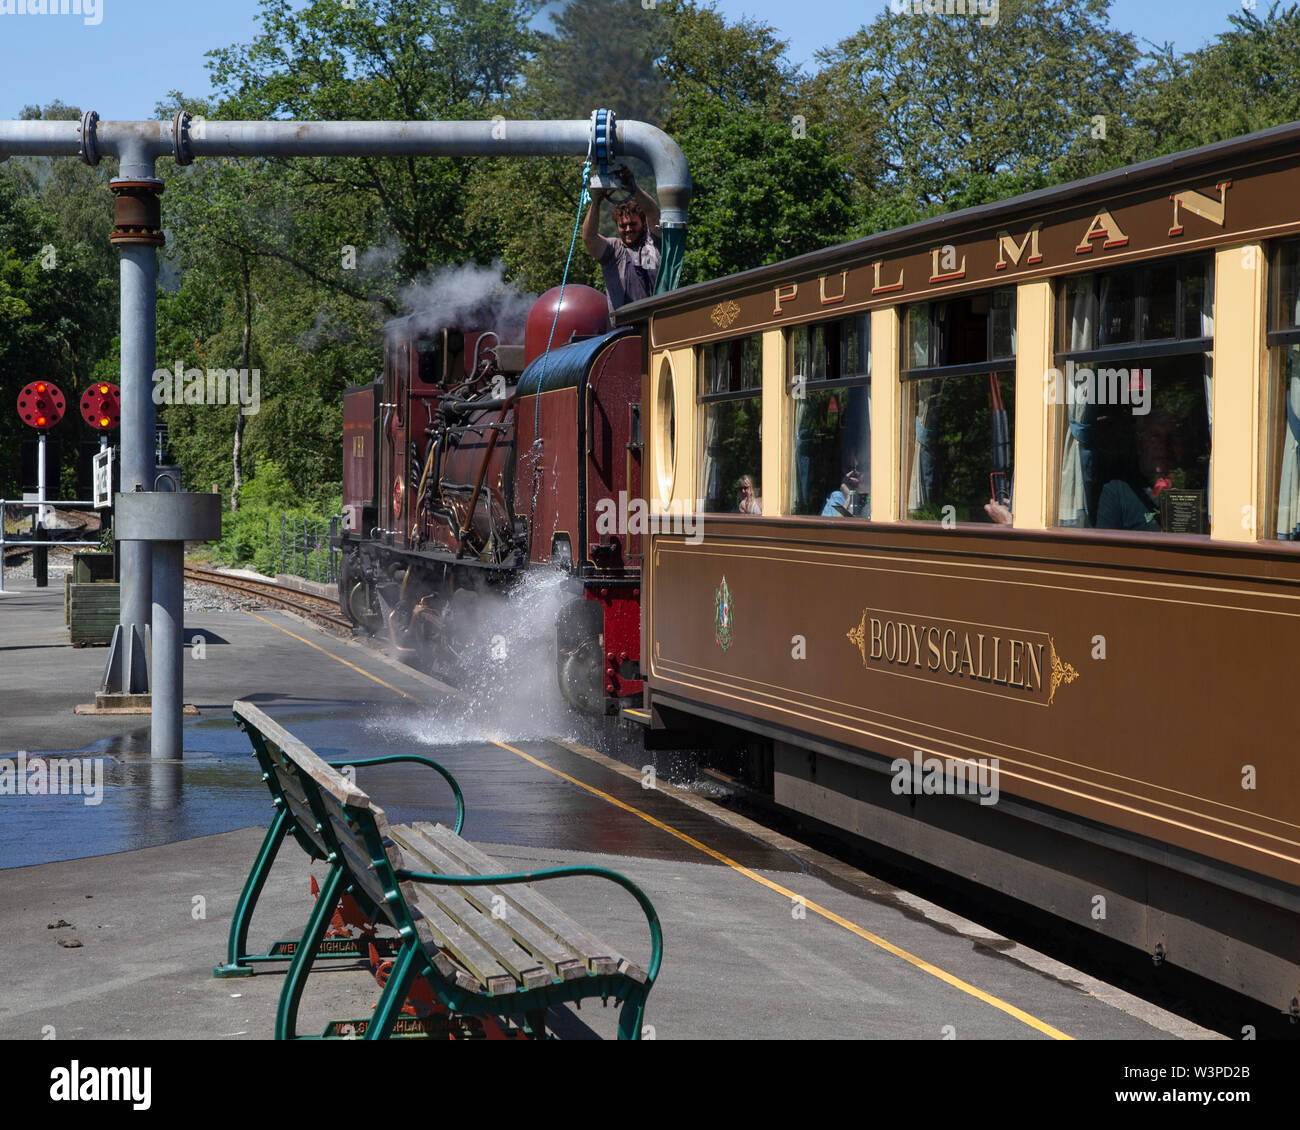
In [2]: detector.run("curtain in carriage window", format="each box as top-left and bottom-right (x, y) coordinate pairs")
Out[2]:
(906, 381), (940, 513)
(1057, 278), (1098, 527)
(1278, 350), (1300, 539)
(1274, 244), (1300, 539)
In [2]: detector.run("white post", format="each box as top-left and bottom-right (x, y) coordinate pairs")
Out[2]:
(37, 431), (47, 527)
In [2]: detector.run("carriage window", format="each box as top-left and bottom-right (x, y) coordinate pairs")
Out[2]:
(699, 335), (763, 514)
(1054, 255), (1213, 534)
(902, 289), (1016, 523)
(788, 315), (871, 518)
(1268, 240), (1300, 540)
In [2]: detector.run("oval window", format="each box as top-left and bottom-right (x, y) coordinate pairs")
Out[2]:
(655, 357), (677, 500)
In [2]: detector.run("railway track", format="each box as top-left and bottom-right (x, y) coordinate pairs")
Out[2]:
(184, 567), (353, 634)
(2, 507), (96, 564)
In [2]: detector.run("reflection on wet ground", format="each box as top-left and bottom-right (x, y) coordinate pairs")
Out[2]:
(0, 697), (797, 874)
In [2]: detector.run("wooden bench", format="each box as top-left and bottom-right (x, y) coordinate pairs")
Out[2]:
(221, 700), (662, 1040)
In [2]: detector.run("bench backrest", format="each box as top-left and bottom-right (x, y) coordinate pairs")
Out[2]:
(233, 700), (435, 951)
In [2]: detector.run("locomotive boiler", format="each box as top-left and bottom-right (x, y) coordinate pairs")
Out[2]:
(338, 284), (645, 713)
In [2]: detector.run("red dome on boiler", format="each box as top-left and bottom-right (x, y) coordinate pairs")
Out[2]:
(525, 285), (611, 366)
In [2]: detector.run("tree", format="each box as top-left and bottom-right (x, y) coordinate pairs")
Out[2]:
(470, 0), (854, 288)
(1114, 5), (1300, 166)
(811, 0), (1138, 226)
(205, 0), (543, 279)
(659, 2), (853, 279)
(0, 103), (118, 499)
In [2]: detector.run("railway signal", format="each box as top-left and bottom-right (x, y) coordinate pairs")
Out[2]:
(15, 380), (65, 578)
(16, 380), (66, 430)
(80, 382), (120, 431)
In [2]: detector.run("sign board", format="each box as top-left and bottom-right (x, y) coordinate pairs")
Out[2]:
(92, 447), (114, 509)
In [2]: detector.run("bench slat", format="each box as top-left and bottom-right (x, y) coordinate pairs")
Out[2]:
(268, 782), (329, 857)
(392, 824), (587, 982)
(419, 822), (644, 982)
(404, 894), (519, 997)
(324, 805), (517, 996)
(388, 825), (562, 990)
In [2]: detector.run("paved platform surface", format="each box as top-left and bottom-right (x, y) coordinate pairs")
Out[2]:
(0, 583), (1220, 1040)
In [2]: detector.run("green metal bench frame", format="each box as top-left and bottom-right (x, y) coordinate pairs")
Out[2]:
(214, 725), (467, 978)
(226, 700), (663, 1041)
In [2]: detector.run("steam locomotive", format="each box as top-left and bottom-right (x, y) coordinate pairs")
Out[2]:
(337, 284), (644, 714)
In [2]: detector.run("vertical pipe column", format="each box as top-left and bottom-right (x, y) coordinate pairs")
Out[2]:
(102, 177), (164, 696)
(151, 540), (183, 759)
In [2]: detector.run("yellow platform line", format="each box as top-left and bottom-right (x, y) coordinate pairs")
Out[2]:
(243, 612), (422, 702)
(248, 610), (1071, 1040)
(491, 738), (1072, 1041)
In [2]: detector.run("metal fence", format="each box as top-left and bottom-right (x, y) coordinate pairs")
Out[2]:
(0, 498), (101, 593)
(280, 515), (340, 585)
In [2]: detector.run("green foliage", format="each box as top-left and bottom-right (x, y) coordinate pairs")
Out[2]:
(210, 459), (340, 576)
(813, 0), (1138, 219)
(205, 0), (541, 277)
(669, 94), (854, 282)
(1106, 4), (1300, 167)
(0, 113), (118, 498)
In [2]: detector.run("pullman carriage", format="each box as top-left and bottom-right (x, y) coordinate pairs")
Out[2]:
(619, 122), (1300, 1013)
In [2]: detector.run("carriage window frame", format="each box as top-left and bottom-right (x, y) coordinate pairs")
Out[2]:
(1051, 253), (1215, 535)
(1266, 239), (1300, 542)
(697, 334), (764, 514)
(901, 287), (1017, 382)
(900, 287), (1017, 525)
(698, 336), (763, 404)
(1267, 238), (1300, 347)
(786, 314), (871, 518)
(1055, 254), (1214, 364)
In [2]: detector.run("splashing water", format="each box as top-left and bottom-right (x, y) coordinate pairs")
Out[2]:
(372, 569), (593, 748)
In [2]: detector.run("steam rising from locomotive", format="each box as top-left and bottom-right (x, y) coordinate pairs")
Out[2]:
(338, 280), (645, 714)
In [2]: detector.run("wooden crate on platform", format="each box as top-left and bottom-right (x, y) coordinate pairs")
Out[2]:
(69, 582), (119, 647)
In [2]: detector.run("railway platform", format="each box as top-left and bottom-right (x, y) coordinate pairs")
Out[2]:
(0, 581), (1231, 1040)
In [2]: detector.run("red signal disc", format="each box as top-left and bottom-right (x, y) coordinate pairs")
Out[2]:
(17, 381), (66, 429)
(79, 382), (120, 430)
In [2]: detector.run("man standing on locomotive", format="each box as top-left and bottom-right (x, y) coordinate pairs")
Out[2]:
(582, 166), (661, 313)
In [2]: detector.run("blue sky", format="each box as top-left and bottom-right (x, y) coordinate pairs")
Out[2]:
(0, 0), (1251, 121)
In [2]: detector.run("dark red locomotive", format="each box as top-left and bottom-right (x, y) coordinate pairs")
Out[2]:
(338, 284), (644, 713)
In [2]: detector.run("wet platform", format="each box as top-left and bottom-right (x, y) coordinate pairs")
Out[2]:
(0, 584), (1217, 1040)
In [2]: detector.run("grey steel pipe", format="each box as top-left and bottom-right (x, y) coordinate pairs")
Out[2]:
(185, 119), (691, 225)
(107, 239), (158, 695)
(151, 540), (183, 759)
(0, 116), (692, 226)
(115, 491), (220, 759)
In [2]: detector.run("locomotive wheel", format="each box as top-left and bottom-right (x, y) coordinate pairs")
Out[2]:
(557, 638), (603, 714)
(346, 578), (382, 635)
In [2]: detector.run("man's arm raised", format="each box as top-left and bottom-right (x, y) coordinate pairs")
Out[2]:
(582, 187), (608, 260)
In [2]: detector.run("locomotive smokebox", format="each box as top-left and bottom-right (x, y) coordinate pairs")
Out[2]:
(525, 285), (610, 366)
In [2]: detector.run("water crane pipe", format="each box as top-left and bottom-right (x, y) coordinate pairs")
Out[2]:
(0, 114), (693, 225)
